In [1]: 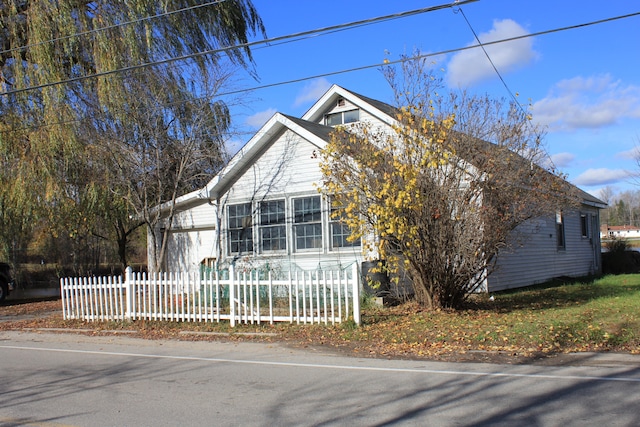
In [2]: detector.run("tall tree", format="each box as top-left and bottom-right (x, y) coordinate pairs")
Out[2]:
(0, 0), (265, 271)
(320, 58), (578, 309)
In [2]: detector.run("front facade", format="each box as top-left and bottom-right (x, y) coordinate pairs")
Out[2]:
(151, 85), (605, 292)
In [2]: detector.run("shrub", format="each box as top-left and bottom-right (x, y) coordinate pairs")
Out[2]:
(602, 237), (639, 274)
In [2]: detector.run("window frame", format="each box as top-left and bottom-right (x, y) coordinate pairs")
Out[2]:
(259, 199), (287, 252)
(580, 213), (589, 239)
(556, 211), (566, 250)
(293, 196), (323, 251)
(324, 109), (360, 126)
(329, 198), (361, 249)
(227, 202), (254, 255)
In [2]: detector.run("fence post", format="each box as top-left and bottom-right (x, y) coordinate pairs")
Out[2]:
(229, 265), (236, 327)
(125, 266), (133, 321)
(351, 263), (360, 325)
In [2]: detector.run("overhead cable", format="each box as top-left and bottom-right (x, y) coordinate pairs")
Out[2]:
(2, 8), (639, 134)
(0, 0), (479, 97)
(455, 6), (527, 115)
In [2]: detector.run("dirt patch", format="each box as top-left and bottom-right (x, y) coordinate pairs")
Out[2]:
(0, 298), (61, 320)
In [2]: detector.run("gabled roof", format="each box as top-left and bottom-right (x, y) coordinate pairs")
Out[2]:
(156, 84), (605, 216)
(153, 111), (337, 216)
(281, 114), (335, 142)
(201, 113), (333, 200)
(302, 84), (399, 126)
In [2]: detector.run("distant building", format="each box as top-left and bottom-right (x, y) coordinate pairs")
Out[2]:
(601, 225), (640, 239)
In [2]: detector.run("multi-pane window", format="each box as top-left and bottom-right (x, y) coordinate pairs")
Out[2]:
(330, 199), (360, 248)
(556, 211), (565, 249)
(260, 200), (286, 251)
(325, 109), (359, 126)
(228, 203), (253, 254)
(294, 196), (323, 250)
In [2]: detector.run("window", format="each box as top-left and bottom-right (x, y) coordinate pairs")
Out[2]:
(330, 199), (360, 248)
(294, 196), (322, 250)
(228, 203), (253, 254)
(260, 200), (286, 251)
(325, 109), (359, 126)
(580, 214), (589, 238)
(556, 211), (565, 249)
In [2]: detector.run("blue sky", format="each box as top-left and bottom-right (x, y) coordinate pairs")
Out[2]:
(226, 0), (640, 199)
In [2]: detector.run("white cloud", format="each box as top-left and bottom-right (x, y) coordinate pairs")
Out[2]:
(446, 19), (538, 88)
(224, 138), (247, 156)
(245, 108), (276, 128)
(550, 152), (575, 168)
(532, 75), (640, 131)
(616, 147), (640, 160)
(294, 78), (332, 107)
(573, 168), (630, 186)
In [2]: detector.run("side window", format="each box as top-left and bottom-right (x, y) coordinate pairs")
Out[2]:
(228, 203), (253, 254)
(260, 200), (286, 251)
(293, 196), (323, 250)
(580, 214), (589, 238)
(330, 199), (360, 249)
(556, 211), (565, 249)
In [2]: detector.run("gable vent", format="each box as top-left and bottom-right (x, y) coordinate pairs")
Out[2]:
(336, 98), (346, 107)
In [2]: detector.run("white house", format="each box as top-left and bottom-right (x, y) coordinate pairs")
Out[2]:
(600, 225), (640, 240)
(150, 85), (606, 292)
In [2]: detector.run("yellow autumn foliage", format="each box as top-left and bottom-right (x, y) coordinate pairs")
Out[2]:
(319, 107), (456, 278)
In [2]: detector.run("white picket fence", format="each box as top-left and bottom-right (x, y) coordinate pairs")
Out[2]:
(60, 265), (360, 326)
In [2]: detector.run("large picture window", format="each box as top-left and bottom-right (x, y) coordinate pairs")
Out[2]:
(294, 196), (322, 250)
(330, 199), (360, 248)
(228, 203), (253, 254)
(260, 200), (286, 251)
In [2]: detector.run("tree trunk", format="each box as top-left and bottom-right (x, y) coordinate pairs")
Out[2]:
(411, 269), (435, 310)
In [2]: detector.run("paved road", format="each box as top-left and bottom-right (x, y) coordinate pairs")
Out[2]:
(1, 331), (639, 426)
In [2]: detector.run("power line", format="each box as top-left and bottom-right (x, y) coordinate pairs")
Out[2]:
(2, 8), (639, 135)
(0, 0), (229, 58)
(0, 0), (479, 97)
(454, 6), (527, 115)
(207, 10), (640, 97)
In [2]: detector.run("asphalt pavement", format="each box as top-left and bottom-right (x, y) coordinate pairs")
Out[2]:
(1, 331), (639, 426)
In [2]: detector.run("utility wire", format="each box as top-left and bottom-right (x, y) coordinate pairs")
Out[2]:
(454, 6), (527, 115)
(201, 11), (640, 98)
(0, 0), (229, 57)
(0, 0), (479, 97)
(2, 8), (640, 135)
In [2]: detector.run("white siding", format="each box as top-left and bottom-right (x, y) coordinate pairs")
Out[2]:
(224, 130), (321, 204)
(165, 228), (217, 273)
(488, 208), (602, 292)
(172, 202), (217, 229)
(164, 202), (218, 273)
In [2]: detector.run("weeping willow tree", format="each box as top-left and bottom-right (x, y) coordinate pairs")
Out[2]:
(0, 1), (265, 271)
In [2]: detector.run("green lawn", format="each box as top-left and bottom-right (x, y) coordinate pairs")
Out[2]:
(334, 274), (640, 358)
